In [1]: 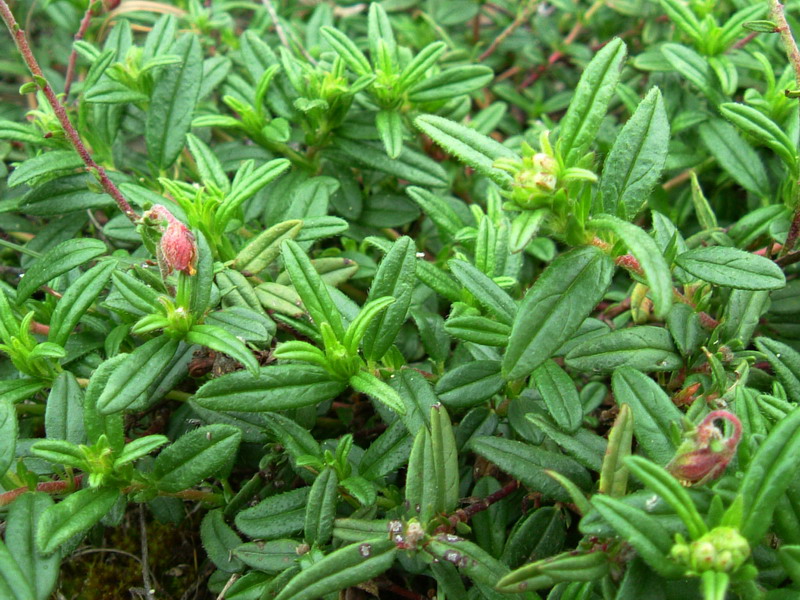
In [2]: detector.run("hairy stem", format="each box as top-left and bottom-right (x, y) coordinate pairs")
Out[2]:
(0, 0), (139, 224)
(64, 0), (98, 98)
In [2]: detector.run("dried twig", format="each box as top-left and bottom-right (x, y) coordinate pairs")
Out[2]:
(478, 0), (539, 62)
(139, 505), (156, 600)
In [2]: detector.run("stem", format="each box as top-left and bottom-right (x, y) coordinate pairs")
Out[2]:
(0, 0), (139, 224)
(478, 0), (539, 62)
(0, 237), (41, 258)
(64, 0), (98, 98)
(0, 474), (84, 507)
(435, 480), (520, 533)
(770, 0), (800, 88)
(519, 0), (604, 88)
(770, 0), (800, 255)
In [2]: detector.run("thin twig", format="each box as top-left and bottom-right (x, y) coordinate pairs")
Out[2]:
(64, 0), (98, 98)
(139, 505), (156, 600)
(260, 0), (316, 64)
(435, 480), (520, 533)
(68, 547), (142, 563)
(216, 573), (240, 600)
(519, 0), (604, 89)
(478, 0), (539, 62)
(0, 0), (138, 224)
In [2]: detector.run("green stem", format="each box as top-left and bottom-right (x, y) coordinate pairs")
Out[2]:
(701, 571), (729, 600)
(0, 237), (41, 258)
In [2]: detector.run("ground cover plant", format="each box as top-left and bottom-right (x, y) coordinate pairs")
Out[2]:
(1, 0), (800, 598)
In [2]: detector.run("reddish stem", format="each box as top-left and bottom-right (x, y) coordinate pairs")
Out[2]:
(435, 480), (520, 533)
(0, 474), (84, 507)
(64, 0), (97, 98)
(0, 0), (138, 224)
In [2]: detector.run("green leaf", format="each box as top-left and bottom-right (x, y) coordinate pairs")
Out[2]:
(565, 326), (682, 373)
(336, 139), (448, 187)
(113, 434), (169, 468)
(0, 399), (17, 479)
(36, 487), (120, 555)
(600, 87), (670, 220)
(413, 114), (516, 186)
(45, 372), (85, 444)
(320, 27), (372, 76)
(146, 34), (202, 169)
(755, 338), (800, 403)
(48, 260), (116, 347)
(558, 38), (627, 166)
(503, 246), (614, 380)
(376, 110), (404, 159)
(444, 315), (510, 346)
(235, 488), (310, 539)
(659, 0), (703, 41)
(436, 360), (504, 411)
(530, 415), (606, 471)
(304, 468), (339, 545)
(720, 102), (797, 171)
(234, 539), (297, 573)
(343, 296), (395, 356)
(153, 424), (241, 492)
(589, 495), (684, 578)
(192, 364), (345, 412)
(96, 336), (180, 415)
(281, 239), (345, 339)
(186, 324), (259, 375)
(361, 236), (416, 361)
(611, 367), (681, 464)
(7, 150), (84, 188)
(408, 65), (494, 102)
(424, 535), (511, 588)
(588, 214), (673, 318)
(469, 436), (591, 500)
(599, 403), (633, 496)
(186, 133), (230, 193)
(533, 359), (583, 433)
(698, 118), (769, 197)
(6, 493), (59, 600)
(16, 238), (107, 304)
(273, 538), (395, 600)
(661, 44), (724, 105)
(201, 509), (244, 573)
(675, 246), (785, 290)
(398, 42), (446, 90)
(626, 456), (707, 539)
(218, 159), (291, 227)
(448, 259), (516, 325)
(358, 420), (412, 480)
(0, 536), (35, 600)
(497, 550), (609, 592)
(739, 405), (800, 542)
(431, 404), (459, 514)
(405, 427), (437, 522)
(349, 371), (406, 416)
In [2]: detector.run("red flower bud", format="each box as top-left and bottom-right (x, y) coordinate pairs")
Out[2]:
(144, 205), (198, 276)
(667, 410), (742, 486)
(161, 221), (197, 275)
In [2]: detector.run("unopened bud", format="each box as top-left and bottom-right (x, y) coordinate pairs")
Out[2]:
(667, 410), (742, 486)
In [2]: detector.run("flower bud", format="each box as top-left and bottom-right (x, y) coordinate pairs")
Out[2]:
(666, 410), (742, 486)
(143, 205), (198, 276)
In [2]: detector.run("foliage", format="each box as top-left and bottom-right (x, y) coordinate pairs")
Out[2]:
(0, 0), (799, 598)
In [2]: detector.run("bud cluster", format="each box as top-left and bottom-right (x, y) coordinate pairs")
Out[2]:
(670, 527), (750, 574)
(494, 131), (560, 210)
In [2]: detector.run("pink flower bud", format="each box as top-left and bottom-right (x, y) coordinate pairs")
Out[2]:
(667, 410), (742, 486)
(160, 221), (197, 275)
(144, 205), (197, 276)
